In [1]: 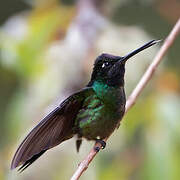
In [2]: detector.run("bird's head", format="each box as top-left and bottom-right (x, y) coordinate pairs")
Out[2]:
(88, 40), (160, 87)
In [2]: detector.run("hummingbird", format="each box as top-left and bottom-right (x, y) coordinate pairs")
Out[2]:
(11, 40), (159, 172)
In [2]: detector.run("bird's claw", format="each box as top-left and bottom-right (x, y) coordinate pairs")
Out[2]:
(94, 146), (100, 152)
(94, 139), (106, 152)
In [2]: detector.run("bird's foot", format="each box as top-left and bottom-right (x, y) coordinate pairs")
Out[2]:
(94, 139), (106, 152)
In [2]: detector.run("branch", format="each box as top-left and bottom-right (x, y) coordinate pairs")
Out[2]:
(71, 18), (180, 180)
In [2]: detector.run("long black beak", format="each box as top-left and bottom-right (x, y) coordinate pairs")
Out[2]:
(121, 40), (161, 62)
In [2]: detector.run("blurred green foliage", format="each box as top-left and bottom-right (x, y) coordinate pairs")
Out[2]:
(0, 0), (180, 180)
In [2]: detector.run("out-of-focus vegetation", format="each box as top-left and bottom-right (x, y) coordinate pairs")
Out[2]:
(0, 0), (180, 179)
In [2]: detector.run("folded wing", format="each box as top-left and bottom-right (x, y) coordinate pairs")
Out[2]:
(11, 88), (93, 171)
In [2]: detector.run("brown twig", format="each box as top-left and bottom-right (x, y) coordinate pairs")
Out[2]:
(70, 18), (180, 180)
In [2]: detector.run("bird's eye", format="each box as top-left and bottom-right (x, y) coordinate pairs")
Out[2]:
(102, 62), (110, 68)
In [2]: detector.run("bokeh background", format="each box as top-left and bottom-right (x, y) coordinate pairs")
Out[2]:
(0, 0), (180, 179)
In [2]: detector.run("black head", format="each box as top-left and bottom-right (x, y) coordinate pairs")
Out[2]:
(88, 53), (124, 87)
(88, 40), (160, 87)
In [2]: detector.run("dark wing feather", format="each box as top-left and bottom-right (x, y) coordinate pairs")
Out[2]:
(18, 150), (46, 172)
(11, 87), (93, 170)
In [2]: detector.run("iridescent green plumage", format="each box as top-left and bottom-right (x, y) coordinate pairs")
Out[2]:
(11, 40), (159, 171)
(75, 81), (126, 141)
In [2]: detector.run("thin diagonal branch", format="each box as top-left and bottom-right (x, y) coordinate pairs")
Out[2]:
(71, 17), (180, 180)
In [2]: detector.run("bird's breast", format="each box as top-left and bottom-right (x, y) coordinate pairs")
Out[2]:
(75, 84), (126, 140)
(92, 81), (126, 109)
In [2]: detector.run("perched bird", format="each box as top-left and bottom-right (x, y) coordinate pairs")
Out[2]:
(11, 40), (159, 172)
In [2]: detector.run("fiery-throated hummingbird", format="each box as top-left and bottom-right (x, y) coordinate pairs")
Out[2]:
(11, 40), (159, 172)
